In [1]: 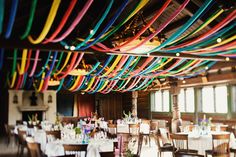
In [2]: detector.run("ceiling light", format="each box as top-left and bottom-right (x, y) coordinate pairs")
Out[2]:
(81, 92), (85, 95)
(216, 37), (222, 43)
(205, 66), (209, 70)
(68, 69), (88, 76)
(64, 45), (69, 49)
(90, 29), (94, 34)
(48, 79), (60, 86)
(118, 37), (161, 54)
(225, 57), (230, 61)
(176, 53), (180, 57)
(182, 80), (186, 84)
(70, 46), (75, 50)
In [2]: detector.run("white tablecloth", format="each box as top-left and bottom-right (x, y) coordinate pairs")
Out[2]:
(44, 138), (117, 157)
(178, 131), (236, 155)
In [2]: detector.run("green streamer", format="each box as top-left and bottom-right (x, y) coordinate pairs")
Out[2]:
(11, 49), (17, 76)
(0, 0), (4, 34)
(20, 0), (37, 39)
(51, 52), (64, 75)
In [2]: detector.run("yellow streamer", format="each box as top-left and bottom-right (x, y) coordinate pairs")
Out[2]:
(77, 0), (150, 42)
(102, 55), (122, 77)
(83, 77), (96, 92)
(28, 0), (61, 44)
(97, 80), (109, 92)
(170, 9), (224, 44)
(19, 49), (28, 75)
(68, 75), (81, 91)
(205, 35), (236, 49)
(55, 52), (72, 75)
(37, 72), (45, 92)
(151, 58), (173, 72)
(10, 72), (17, 88)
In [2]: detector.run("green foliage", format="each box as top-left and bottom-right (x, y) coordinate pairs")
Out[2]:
(74, 127), (81, 135)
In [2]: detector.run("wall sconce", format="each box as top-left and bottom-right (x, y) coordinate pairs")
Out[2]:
(48, 95), (52, 103)
(13, 94), (18, 104)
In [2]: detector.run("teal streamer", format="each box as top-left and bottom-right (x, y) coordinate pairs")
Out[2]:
(0, 0), (4, 34)
(86, 62), (101, 75)
(123, 56), (141, 78)
(88, 79), (105, 94)
(34, 51), (52, 77)
(95, 55), (114, 76)
(110, 56), (135, 80)
(149, 0), (213, 53)
(56, 78), (64, 92)
(130, 78), (150, 91)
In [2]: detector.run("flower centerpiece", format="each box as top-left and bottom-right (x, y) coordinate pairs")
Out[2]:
(123, 111), (137, 123)
(28, 113), (40, 127)
(199, 114), (212, 134)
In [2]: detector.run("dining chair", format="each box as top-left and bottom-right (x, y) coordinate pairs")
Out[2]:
(133, 134), (144, 157)
(99, 141), (116, 157)
(156, 128), (175, 157)
(140, 120), (151, 146)
(205, 133), (230, 157)
(175, 152), (204, 157)
(63, 144), (88, 157)
(4, 124), (14, 146)
(17, 129), (27, 157)
(107, 124), (117, 139)
(129, 124), (140, 136)
(170, 133), (198, 155)
(27, 141), (43, 157)
(117, 133), (131, 156)
(45, 130), (61, 142)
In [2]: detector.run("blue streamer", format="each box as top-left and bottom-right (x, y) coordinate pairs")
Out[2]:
(149, 0), (213, 53)
(86, 62), (101, 75)
(5, 0), (19, 39)
(34, 51), (52, 77)
(45, 51), (58, 78)
(88, 79), (105, 94)
(78, 0), (129, 50)
(95, 55), (114, 76)
(0, 48), (4, 70)
(56, 79), (64, 92)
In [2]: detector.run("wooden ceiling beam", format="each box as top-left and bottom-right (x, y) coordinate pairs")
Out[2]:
(0, 38), (235, 62)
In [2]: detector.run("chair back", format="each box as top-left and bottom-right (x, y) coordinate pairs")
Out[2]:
(18, 129), (27, 145)
(45, 130), (61, 141)
(99, 142), (115, 157)
(136, 134), (143, 157)
(27, 142), (41, 157)
(108, 124), (117, 134)
(117, 133), (131, 155)
(63, 144), (88, 156)
(212, 134), (230, 155)
(129, 124), (140, 136)
(150, 121), (159, 133)
(158, 128), (171, 146)
(170, 133), (189, 150)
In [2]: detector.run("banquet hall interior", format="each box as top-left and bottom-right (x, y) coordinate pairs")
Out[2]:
(0, 0), (236, 157)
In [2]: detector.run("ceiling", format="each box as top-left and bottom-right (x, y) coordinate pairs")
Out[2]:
(0, 0), (235, 93)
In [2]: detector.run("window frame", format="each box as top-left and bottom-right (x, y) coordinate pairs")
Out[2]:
(151, 90), (170, 112)
(201, 85), (228, 114)
(178, 88), (195, 113)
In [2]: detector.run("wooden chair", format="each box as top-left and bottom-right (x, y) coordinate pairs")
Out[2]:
(27, 142), (43, 157)
(107, 124), (117, 139)
(170, 133), (198, 155)
(63, 144), (88, 157)
(117, 133), (131, 156)
(140, 120), (151, 146)
(45, 130), (61, 142)
(157, 128), (174, 157)
(17, 129), (27, 157)
(4, 124), (14, 146)
(205, 134), (230, 157)
(133, 134), (144, 157)
(99, 142), (116, 157)
(175, 152), (204, 157)
(129, 124), (140, 136)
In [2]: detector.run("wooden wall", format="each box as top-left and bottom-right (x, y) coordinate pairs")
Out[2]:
(96, 92), (123, 120)
(137, 91), (151, 119)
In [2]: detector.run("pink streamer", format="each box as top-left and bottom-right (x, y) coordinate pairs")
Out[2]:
(51, 0), (94, 42)
(29, 50), (40, 77)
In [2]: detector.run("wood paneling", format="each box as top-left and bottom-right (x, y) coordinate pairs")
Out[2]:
(96, 93), (123, 120)
(77, 94), (95, 117)
(137, 91), (150, 119)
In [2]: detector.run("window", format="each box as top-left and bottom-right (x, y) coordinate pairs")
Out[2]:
(151, 90), (170, 112)
(202, 85), (228, 113)
(178, 88), (195, 112)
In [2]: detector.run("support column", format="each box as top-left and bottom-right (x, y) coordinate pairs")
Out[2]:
(170, 82), (182, 133)
(132, 91), (138, 118)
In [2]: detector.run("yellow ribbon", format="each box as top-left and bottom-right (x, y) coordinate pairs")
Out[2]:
(97, 80), (109, 92)
(77, 0), (150, 42)
(68, 75), (81, 91)
(83, 77), (96, 92)
(102, 55), (122, 77)
(170, 9), (224, 44)
(10, 72), (17, 88)
(151, 58), (173, 72)
(19, 49), (28, 75)
(28, 0), (61, 44)
(37, 72), (45, 92)
(55, 52), (72, 75)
